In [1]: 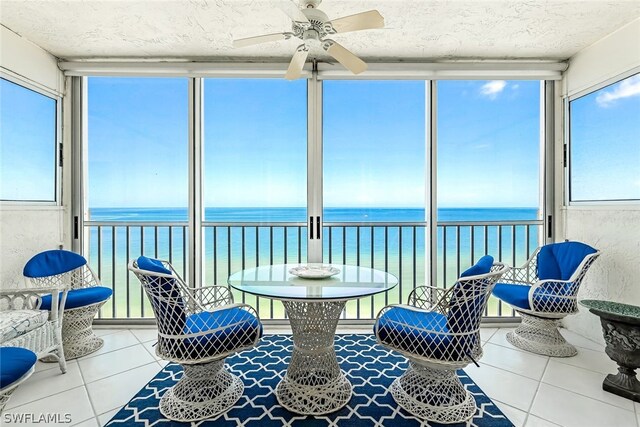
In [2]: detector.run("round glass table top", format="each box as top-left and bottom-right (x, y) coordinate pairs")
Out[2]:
(227, 264), (398, 301)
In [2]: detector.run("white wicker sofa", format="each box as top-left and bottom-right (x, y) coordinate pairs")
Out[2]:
(0, 286), (67, 374)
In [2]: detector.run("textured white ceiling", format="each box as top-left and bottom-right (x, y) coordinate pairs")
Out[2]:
(1, 0), (639, 62)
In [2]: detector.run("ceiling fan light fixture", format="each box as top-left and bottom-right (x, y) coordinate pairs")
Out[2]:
(233, 0), (383, 79)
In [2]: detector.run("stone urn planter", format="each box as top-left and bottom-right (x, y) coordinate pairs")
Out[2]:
(580, 299), (640, 402)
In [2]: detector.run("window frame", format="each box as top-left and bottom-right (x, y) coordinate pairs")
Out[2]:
(566, 67), (640, 205)
(0, 72), (61, 206)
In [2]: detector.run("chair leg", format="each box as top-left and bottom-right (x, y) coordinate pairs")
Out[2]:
(390, 360), (476, 423)
(507, 312), (577, 357)
(159, 359), (243, 422)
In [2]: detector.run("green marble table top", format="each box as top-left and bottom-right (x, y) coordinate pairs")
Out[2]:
(580, 299), (640, 320)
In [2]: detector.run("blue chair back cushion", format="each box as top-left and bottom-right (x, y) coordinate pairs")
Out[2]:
(176, 307), (262, 359)
(537, 241), (597, 281)
(23, 250), (87, 278)
(375, 307), (476, 361)
(40, 287), (112, 310)
(447, 255), (494, 334)
(0, 347), (37, 389)
(136, 256), (186, 336)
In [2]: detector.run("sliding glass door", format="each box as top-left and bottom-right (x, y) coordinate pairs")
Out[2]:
(85, 77), (189, 318)
(80, 74), (546, 321)
(202, 78), (307, 319)
(322, 80), (427, 319)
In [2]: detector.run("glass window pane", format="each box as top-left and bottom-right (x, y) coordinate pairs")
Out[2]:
(203, 79), (307, 222)
(1, 78), (56, 201)
(323, 80), (426, 222)
(570, 73), (640, 202)
(437, 80), (541, 216)
(87, 77), (189, 221)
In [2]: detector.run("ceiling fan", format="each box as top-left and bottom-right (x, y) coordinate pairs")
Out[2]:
(233, 0), (384, 80)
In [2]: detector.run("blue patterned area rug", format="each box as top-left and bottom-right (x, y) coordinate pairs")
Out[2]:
(106, 334), (512, 427)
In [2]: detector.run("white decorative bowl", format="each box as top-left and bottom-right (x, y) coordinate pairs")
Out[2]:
(289, 265), (341, 279)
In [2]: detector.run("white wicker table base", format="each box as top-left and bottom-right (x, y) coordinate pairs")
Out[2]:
(276, 300), (353, 415)
(391, 361), (476, 424)
(160, 359), (244, 422)
(507, 312), (577, 357)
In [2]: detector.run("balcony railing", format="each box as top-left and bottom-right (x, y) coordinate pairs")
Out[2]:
(85, 219), (542, 321)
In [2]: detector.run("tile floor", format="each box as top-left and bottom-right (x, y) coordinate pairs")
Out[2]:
(3, 326), (637, 427)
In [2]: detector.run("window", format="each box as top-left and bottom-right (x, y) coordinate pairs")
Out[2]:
(0, 77), (57, 202)
(570, 73), (640, 202)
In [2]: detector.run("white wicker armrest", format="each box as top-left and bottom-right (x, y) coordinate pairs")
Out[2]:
(407, 285), (453, 313)
(0, 287), (67, 323)
(527, 279), (577, 313)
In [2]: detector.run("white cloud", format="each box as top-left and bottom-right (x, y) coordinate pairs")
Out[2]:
(596, 74), (640, 107)
(480, 80), (507, 99)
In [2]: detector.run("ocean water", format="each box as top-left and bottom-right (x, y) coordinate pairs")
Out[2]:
(87, 207), (541, 319)
(89, 207), (539, 223)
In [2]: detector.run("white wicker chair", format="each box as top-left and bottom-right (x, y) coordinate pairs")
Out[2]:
(492, 241), (600, 357)
(128, 256), (262, 422)
(0, 286), (67, 373)
(374, 255), (508, 423)
(23, 250), (112, 360)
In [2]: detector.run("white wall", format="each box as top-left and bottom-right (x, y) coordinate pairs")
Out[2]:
(0, 26), (68, 287)
(560, 18), (640, 343)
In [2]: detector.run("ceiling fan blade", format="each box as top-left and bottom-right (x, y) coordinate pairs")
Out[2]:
(285, 45), (309, 80)
(233, 32), (289, 48)
(327, 10), (384, 34)
(323, 40), (367, 75)
(277, 0), (309, 24)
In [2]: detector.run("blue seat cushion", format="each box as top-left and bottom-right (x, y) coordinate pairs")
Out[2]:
(537, 242), (597, 281)
(492, 283), (531, 310)
(178, 307), (262, 359)
(23, 250), (86, 278)
(493, 282), (577, 312)
(0, 347), (37, 389)
(448, 255), (494, 333)
(375, 306), (475, 361)
(40, 286), (112, 310)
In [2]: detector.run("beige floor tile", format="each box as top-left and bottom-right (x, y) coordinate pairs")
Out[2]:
(85, 362), (161, 415)
(531, 383), (636, 427)
(131, 328), (158, 343)
(542, 359), (634, 410)
(465, 363), (538, 411)
(97, 408), (120, 426)
(525, 415), (562, 427)
(78, 330), (140, 360)
(6, 361), (83, 409)
(3, 386), (94, 427)
(555, 346), (618, 375)
(480, 342), (549, 380)
(480, 327), (498, 342)
(78, 344), (155, 383)
(72, 417), (99, 427)
(493, 400), (527, 427)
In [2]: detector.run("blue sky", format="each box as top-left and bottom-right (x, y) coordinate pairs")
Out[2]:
(1, 78), (56, 201)
(86, 77), (545, 209)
